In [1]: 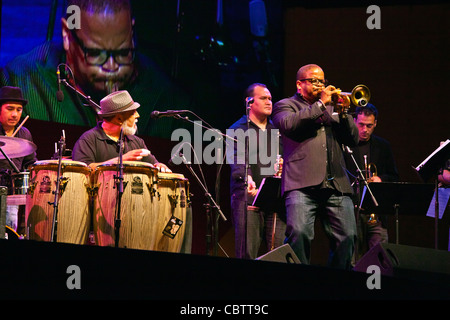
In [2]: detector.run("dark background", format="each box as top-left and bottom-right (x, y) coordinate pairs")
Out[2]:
(1, 0), (449, 264)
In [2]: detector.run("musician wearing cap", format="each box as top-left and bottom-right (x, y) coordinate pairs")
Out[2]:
(72, 90), (171, 173)
(0, 86), (37, 232)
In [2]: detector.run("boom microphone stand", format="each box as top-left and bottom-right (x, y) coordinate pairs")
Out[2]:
(166, 112), (234, 255)
(343, 145), (378, 259)
(57, 63), (101, 114)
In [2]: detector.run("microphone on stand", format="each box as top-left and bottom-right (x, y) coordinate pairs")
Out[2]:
(246, 97), (254, 105)
(168, 141), (189, 165)
(150, 110), (189, 119)
(56, 68), (64, 102)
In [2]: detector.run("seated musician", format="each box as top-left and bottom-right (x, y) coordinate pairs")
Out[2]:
(0, 86), (37, 233)
(72, 90), (171, 173)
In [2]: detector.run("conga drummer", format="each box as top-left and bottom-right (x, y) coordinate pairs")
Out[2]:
(72, 90), (171, 173)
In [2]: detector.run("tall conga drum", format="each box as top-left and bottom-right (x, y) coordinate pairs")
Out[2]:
(92, 161), (159, 250)
(25, 160), (91, 244)
(154, 172), (189, 253)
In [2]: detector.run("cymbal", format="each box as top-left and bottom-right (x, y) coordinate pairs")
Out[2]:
(0, 136), (37, 159)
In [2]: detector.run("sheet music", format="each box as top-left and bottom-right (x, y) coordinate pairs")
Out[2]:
(415, 139), (450, 171)
(426, 188), (450, 219)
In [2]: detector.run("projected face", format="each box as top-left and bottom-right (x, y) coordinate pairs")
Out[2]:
(62, 10), (135, 97)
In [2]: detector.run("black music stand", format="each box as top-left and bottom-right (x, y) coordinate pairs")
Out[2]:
(360, 182), (435, 244)
(414, 140), (450, 248)
(252, 176), (285, 215)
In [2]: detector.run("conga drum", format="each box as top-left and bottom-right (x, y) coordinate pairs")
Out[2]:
(92, 161), (159, 250)
(154, 172), (189, 253)
(25, 160), (91, 244)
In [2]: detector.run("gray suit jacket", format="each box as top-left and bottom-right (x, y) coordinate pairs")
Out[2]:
(272, 93), (359, 195)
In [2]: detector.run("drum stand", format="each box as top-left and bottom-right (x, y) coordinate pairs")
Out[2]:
(0, 146), (21, 175)
(49, 131), (66, 242)
(114, 128), (125, 248)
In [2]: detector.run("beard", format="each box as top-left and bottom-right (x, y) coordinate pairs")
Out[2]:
(122, 122), (137, 136)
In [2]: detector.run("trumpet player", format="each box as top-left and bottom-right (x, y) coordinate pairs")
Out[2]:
(272, 64), (359, 270)
(343, 103), (399, 257)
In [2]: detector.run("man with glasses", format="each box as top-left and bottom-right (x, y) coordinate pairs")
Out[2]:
(271, 64), (359, 269)
(1, 0), (190, 139)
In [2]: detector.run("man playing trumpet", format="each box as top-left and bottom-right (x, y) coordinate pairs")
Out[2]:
(272, 64), (359, 269)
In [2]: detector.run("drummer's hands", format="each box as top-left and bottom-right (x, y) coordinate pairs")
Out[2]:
(154, 162), (172, 173)
(123, 149), (150, 161)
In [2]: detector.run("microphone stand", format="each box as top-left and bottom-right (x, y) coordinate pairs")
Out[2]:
(114, 128), (125, 248)
(243, 99), (252, 258)
(49, 131), (66, 242)
(169, 113), (232, 256)
(60, 79), (101, 114)
(344, 145), (378, 260)
(178, 152), (226, 255)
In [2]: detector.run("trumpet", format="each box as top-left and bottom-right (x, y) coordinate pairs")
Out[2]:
(364, 155), (379, 225)
(332, 84), (371, 114)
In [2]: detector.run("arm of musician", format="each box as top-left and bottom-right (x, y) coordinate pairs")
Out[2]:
(272, 100), (327, 138)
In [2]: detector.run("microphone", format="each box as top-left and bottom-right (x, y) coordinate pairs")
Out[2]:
(168, 142), (189, 165)
(150, 110), (189, 119)
(246, 97), (254, 105)
(342, 144), (353, 154)
(56, 68), (64, 102)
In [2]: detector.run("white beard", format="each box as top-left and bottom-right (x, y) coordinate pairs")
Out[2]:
(122, 122), (137, 136)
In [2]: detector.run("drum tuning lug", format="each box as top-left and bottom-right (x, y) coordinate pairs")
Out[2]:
(87, 183), (99, 197)
(168, 194), (178, 209)
(55, 177), (70, 196)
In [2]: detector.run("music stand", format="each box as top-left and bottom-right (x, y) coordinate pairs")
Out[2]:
(360, 182), (435, 244)
(252, 176), (285, 214)
(414, 139), (450, 248)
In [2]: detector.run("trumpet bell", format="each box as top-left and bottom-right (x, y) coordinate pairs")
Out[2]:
(351, 84), (371, 107)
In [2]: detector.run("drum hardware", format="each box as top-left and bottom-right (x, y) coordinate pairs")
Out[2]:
(146, 182), (158, 198)
(28, 179), (37, 197)
(168, 194), (179, 209)
(86, 183), (99, 198)
(54, 176), (69, 197)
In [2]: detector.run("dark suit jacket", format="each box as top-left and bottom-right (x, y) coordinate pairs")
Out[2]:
(272, 94), (359, 195)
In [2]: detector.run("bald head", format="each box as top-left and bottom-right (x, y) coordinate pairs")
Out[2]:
(296, 64), (323, 81)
